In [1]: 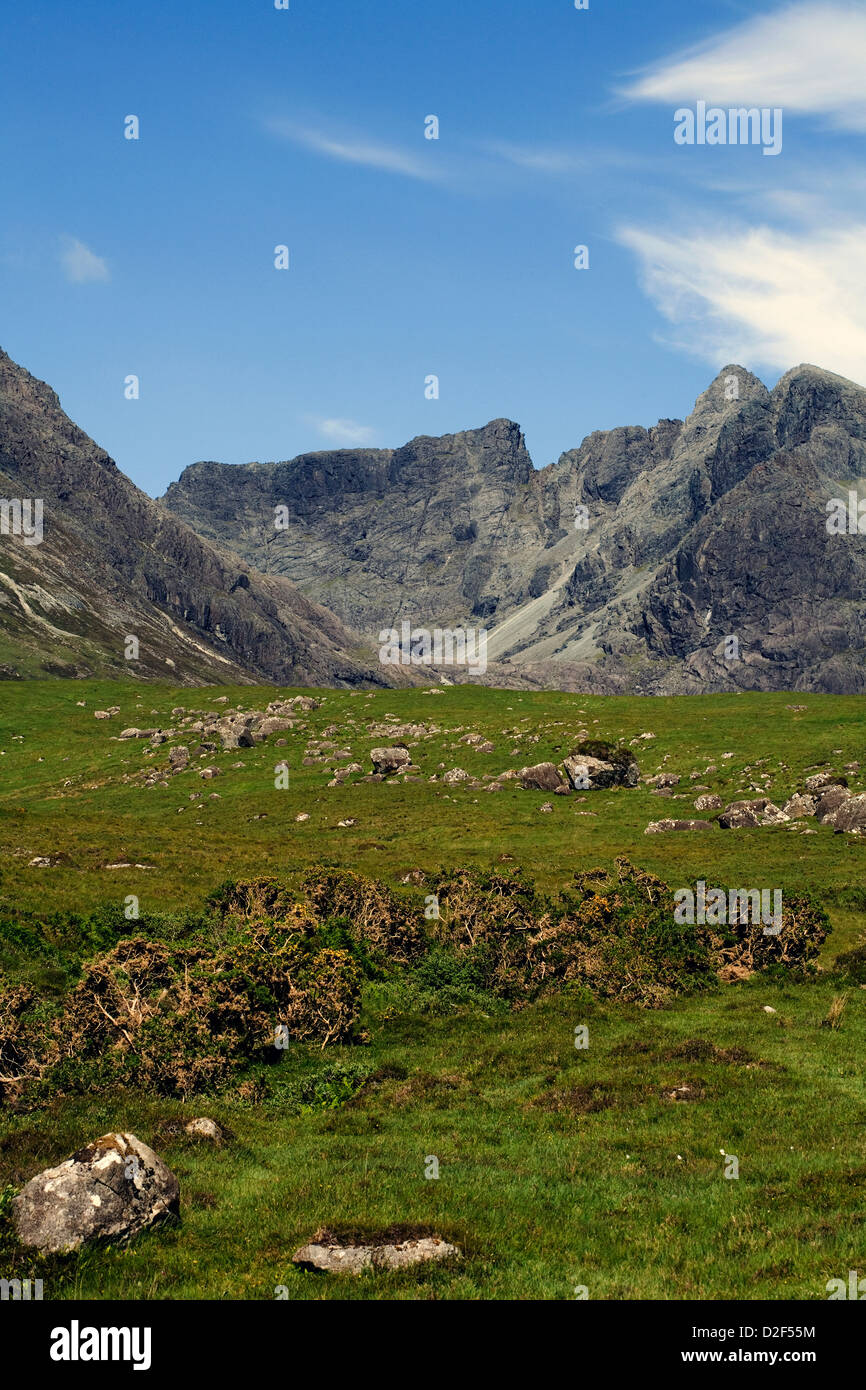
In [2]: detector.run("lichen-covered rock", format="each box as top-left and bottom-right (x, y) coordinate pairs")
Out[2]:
(718, 798), (789, 828)
(12, 1133), (179, 1254)
(694, 793), (722, 811)
(814, 785), (853, 825)
(647, 772), (681, 788)
(830, 792), (866, 835)
(292, 1235), (460, 1275)
(782, 793), (816, 818)
(562, 755), (616, 790)
(645, 819), (714, 834)
(184, 1117), (225, 1142)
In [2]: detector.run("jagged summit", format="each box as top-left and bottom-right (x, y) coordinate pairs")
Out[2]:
(162, 358), (866, 694)
(5, 343), (866, 692)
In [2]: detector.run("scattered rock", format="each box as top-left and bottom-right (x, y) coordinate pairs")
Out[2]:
(804, 771), (844, 794)
(694, 794), (722, 812)
(370, 746), (410, 776)
(831, 793), (866, 835)
(815, 786), (853, 825)
(520, 762), (567, 793)
(184, 1118), (226, 1142)
(782, 793), (816, 818)
(12, 1133), (179, 1254)
(718, 798), (789, 829)
(645, 819), (714, 834)
(292, 1234), (460, 1275)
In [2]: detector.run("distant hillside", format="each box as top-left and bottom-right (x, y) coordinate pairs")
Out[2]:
(0, 348), (398, 687)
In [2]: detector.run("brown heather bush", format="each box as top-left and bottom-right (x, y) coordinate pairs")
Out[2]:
(299, 867), (427, 965)
(704, 893), (830, 981)
(3, 927), (363, 1106)
(0, 862), (831, 1107)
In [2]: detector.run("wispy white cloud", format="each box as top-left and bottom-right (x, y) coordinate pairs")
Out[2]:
(310, 417), (378, 446)
(60, 237), (110, 284)
(617, 218), (866, 382)
(264, 118), (441, 181)
(483, 141), (590, 174)
(622, 2), (866, 131)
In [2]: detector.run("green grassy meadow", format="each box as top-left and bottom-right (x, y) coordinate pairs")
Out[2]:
(0, 681), (864, 1300)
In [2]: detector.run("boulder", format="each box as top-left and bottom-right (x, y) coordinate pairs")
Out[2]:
(646, 772), (681, 788)
(562, 755), (616, 790)
(443, 766), (472, 785)
(292, 1235), (460, 1275)
(815, 786), (853, 825)
(782, 793), (816, 818)
(370, 746), (410, 775)
(184, 1118), (226, 1142)
(644, 819), (714, 834)
(520, 762), (567, 793)
(718, 798), (789, 828)
(12, 1133), (179, 1254)
(694, 793), (722, 812)
(258, 717), (296, 736)
(832, 793), (866, 835)
(563, 748), (639, 790)
(803, 771), (842, 793)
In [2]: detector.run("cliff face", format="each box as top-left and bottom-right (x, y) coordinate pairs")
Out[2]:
(5, 343), (865, 693)
(0, 348), (392, 686)
(162, 363), (866, 694)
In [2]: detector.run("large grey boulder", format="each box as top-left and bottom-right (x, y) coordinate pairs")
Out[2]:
(12, 1133), (179, 1254)
(815, 786), (853, 825)
(831, 792), (866, 834)
(718, 798), (789, 828)
(370, 746), (411, 775)
(782, 793), (816, 818)
(520, 762), (567, 792)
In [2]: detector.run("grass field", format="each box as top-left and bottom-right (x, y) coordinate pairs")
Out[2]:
(0, 681), (864, 1300)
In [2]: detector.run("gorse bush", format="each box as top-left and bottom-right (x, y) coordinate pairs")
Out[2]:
(0, 861), (830, 1109)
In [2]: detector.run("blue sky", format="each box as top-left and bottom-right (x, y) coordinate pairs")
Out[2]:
(3, 0), (866, 494)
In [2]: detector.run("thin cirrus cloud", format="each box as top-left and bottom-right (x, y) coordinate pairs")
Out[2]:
(60, 237), (110, 284)
(621, 1), (866, 131)
(310, 417), (378, 447)
(263, 118), (442, 182)
(617, 221), (866, 383)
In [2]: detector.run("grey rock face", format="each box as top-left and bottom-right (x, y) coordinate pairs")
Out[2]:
(12, 1133), (179, 1254)
(782, 793), (816, 818)
(0, 348), (392, 688)
(162, 362), (866, 695)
